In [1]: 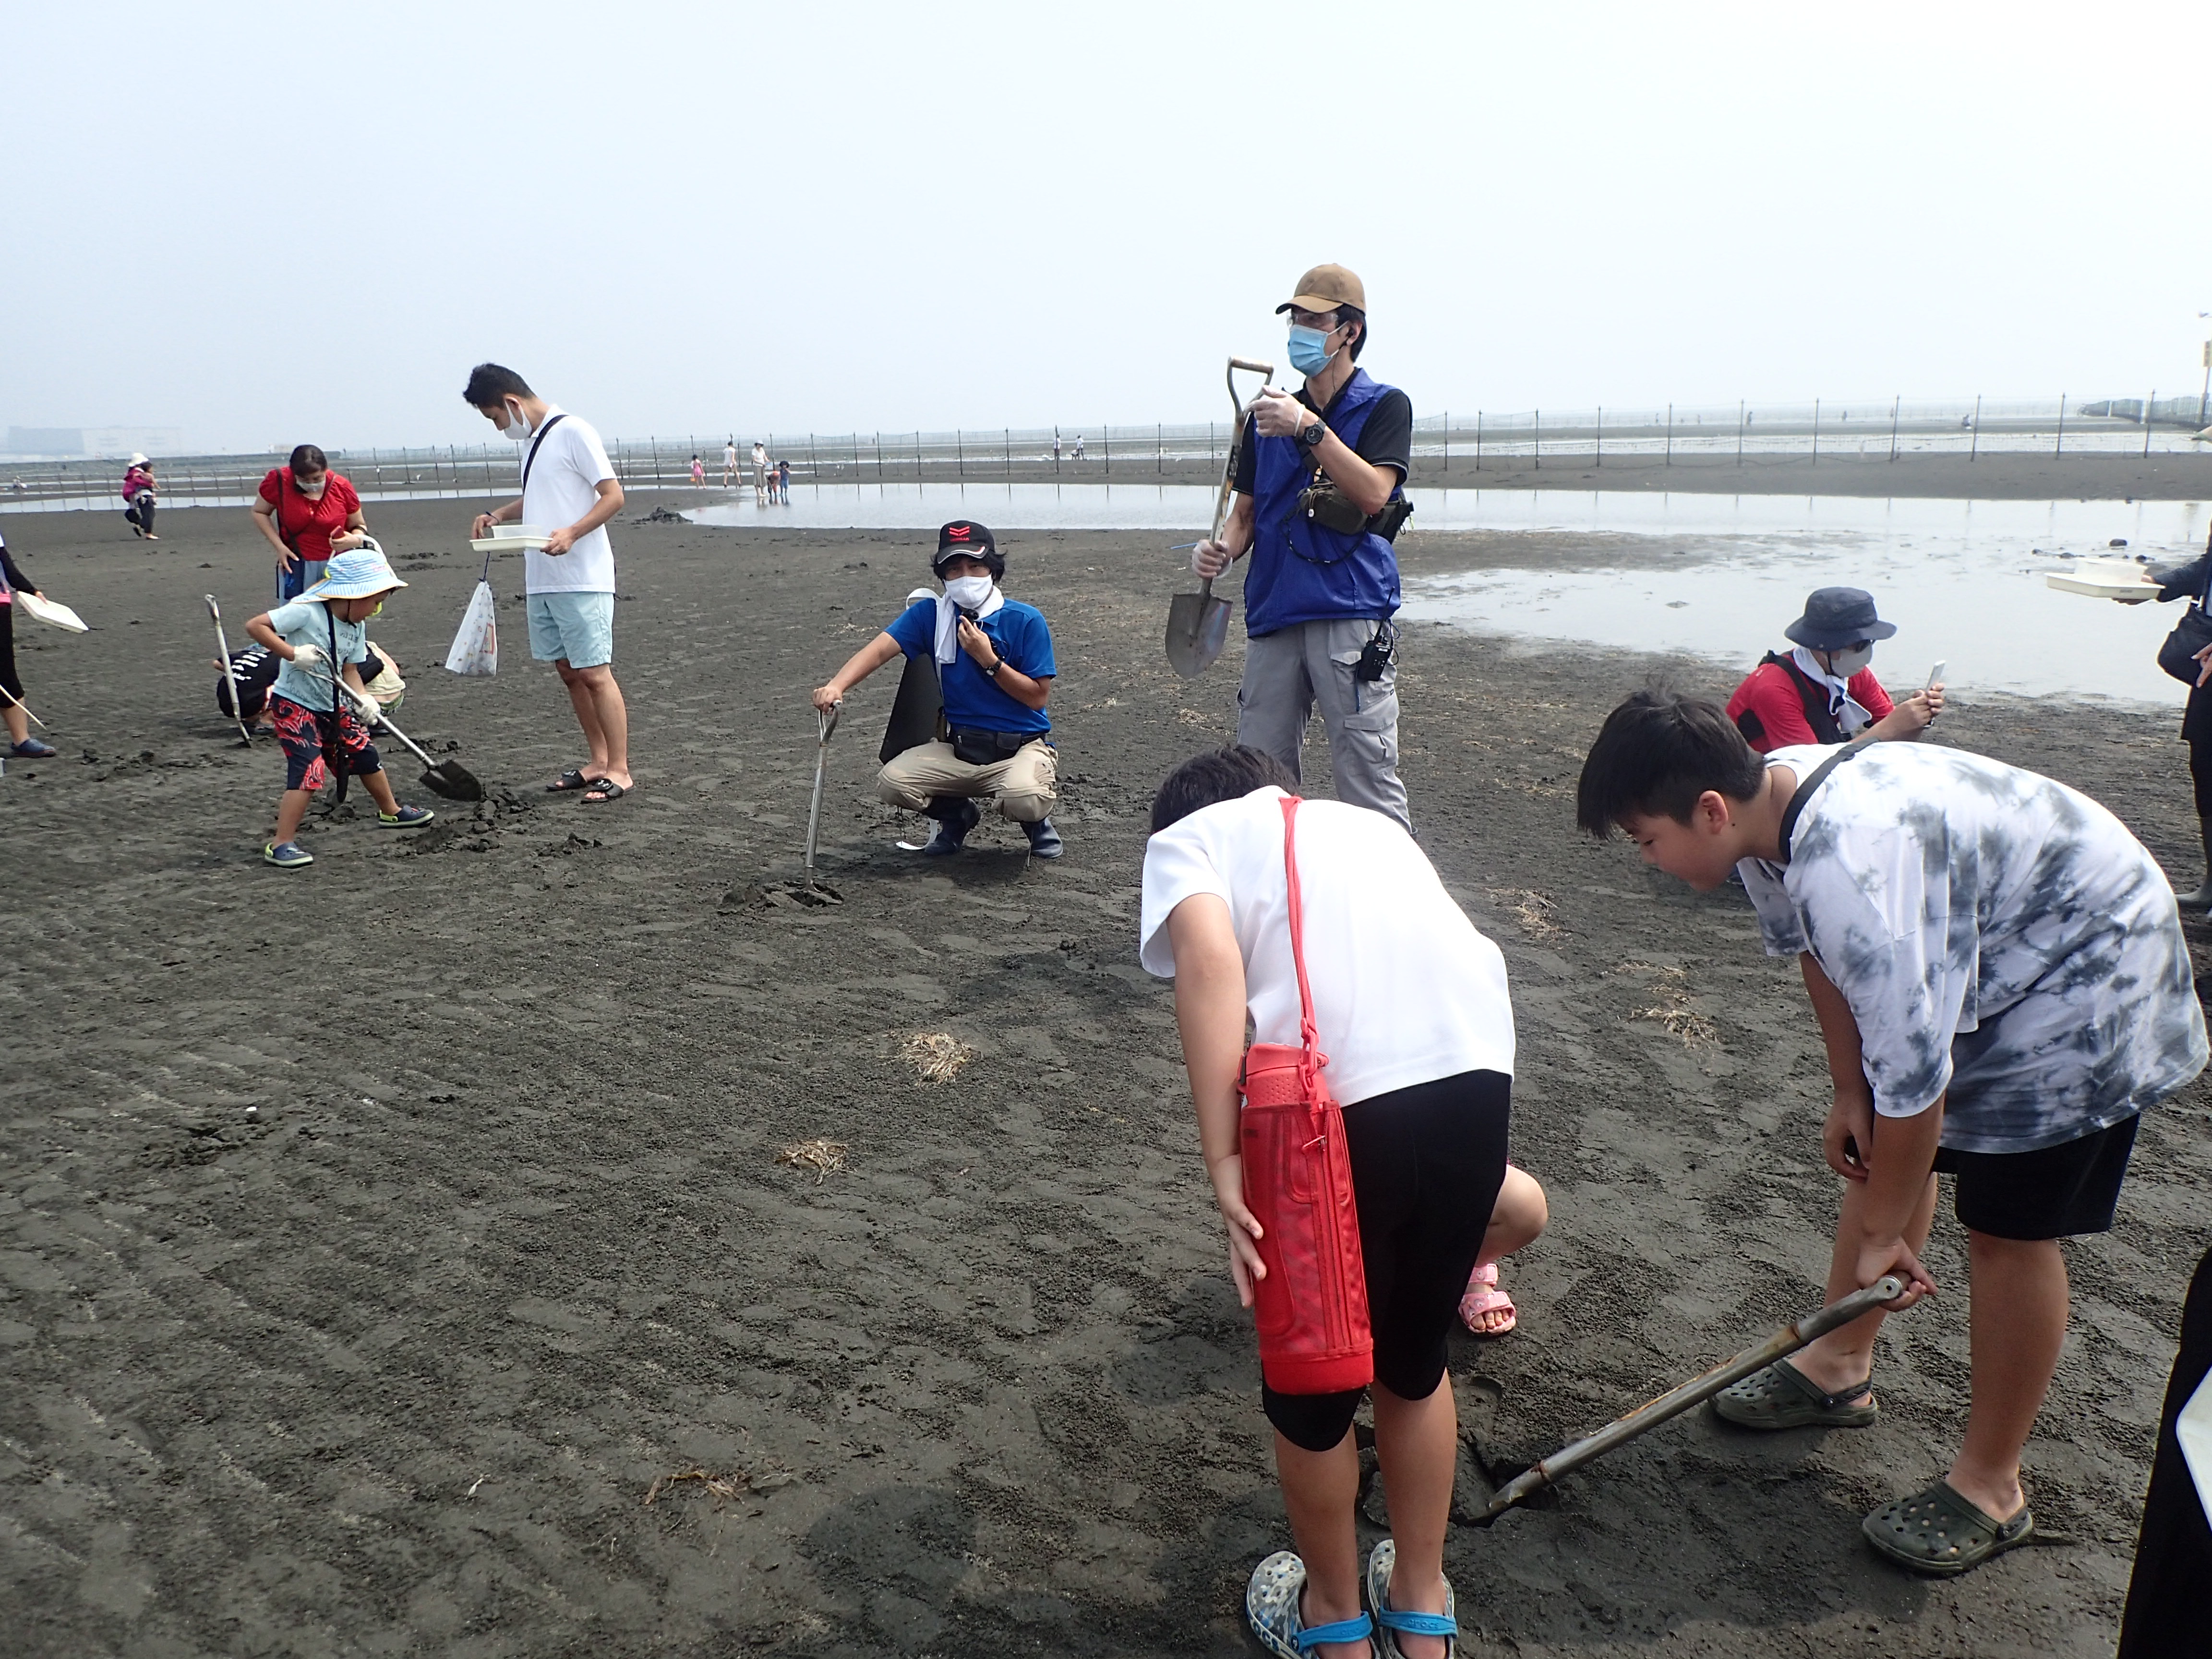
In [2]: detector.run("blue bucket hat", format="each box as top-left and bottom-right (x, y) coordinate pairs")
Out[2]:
(1784, 587), (1896, 650)
(303, 542), (408, 601)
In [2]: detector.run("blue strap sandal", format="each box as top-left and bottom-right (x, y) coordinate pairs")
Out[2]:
(1366, 1539), (1457, 1658)
(1247, 1551), (1377, 1657)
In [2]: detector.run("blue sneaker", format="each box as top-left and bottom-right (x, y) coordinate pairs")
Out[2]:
(378, 805), (437, 828)
(263, 841), (313, 868)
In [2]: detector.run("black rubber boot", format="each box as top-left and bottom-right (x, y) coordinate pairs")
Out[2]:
(1022, 817), (1064, 860)
(2177, 817), (2212, 911)
(919, 796), (980, 856)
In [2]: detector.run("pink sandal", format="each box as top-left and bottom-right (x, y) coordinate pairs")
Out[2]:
(1459, 1262), (1517, 1337)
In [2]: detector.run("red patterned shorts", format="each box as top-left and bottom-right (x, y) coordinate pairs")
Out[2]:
(269, 694), (381, 792)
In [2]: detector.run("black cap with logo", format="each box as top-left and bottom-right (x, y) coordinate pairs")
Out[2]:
(932, 520), (1004, 578)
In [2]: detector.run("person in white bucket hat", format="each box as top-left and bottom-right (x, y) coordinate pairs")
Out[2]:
(242, 544), (436, 868)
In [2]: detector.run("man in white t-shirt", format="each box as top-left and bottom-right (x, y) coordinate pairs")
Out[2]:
(751, 441), (769, 506)
(723, 438), (739, 487)
(1140, 745), (1546, 1659)
(465, 363), (634, 803)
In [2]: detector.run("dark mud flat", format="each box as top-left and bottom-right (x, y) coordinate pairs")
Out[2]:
(2, 500), (2207, 1658)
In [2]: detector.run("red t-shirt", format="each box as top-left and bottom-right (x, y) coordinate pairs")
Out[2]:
(1725, 658), (1893, 752)
(258, 469), (361, 561)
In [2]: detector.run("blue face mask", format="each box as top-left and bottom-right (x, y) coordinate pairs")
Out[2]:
(1286, 324), (1337, 378)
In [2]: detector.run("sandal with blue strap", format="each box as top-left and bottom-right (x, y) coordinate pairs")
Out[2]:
(1246, 1551), (1376, 1657)
(1365, 1539), (1458, 1659)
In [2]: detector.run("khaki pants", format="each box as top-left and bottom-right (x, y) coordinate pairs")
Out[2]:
(1237, 617), (1409, 834)
(876, 738), (1057, 823)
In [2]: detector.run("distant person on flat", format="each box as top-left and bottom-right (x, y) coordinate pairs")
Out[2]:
(121, 453), (158, 541)
(1725, 587), (1942, 753)
(752, 440), (769, 506)
(252, 444), (368, 603)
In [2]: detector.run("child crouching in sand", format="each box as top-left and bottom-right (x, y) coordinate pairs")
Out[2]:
(1141, 746), (1547, 1659)
(1577, 690), (2207, 1575)
(244, 546), (435, 868)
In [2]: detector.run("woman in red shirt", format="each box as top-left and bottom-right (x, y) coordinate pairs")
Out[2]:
(252, 445), (367, 602)
(1725, 586), (1942, 752)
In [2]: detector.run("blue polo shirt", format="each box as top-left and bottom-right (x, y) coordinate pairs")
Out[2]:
(885, 597), (1055, 735)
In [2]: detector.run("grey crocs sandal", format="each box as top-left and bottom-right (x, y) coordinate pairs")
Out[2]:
(1246, 1551), (1375, 1658)
(1711, 1357), (1877, 1429)
(1365, 1539), (1456, 1658)
(1863, 1479), (2033, 1575)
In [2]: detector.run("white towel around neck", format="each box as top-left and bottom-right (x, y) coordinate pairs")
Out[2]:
(1790, 645), (1874, 736)
(935, 584), (1005, 665)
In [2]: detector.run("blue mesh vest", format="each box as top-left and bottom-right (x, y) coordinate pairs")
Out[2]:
(1243, 368), (1406, 637)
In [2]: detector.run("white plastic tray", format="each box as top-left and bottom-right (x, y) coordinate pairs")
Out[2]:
(15, 591), (87, 632)
(2045, 557), (2159, 600)
(469, 524), (553, 553)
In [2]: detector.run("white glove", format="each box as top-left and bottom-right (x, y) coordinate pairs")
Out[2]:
(340, 682), (383, 723)
(1191, 540), (1234, 579)
(289, 642), (324, 670)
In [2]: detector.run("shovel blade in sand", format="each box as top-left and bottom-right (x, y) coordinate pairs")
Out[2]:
(1166, 579), (1233, 678)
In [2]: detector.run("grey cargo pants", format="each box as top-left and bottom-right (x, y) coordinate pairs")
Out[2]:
(1236, 617), (1410, 834)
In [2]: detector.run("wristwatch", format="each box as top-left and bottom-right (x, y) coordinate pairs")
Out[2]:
(984, 657), (1007, 678)
(1297, 420), (1327, 449)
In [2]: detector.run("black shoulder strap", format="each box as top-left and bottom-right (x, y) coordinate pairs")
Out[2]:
(522, 413), (569, 493)
(1765, 650), (1846, 745)
(1776, 743), (1866, 864)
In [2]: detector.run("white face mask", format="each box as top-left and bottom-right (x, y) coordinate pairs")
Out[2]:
(942, 575), (994, 610)
(1826, 644), (1874, 677)
(501, 399), (535, 443)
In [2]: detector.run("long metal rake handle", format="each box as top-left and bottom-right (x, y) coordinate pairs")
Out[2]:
(804, 702), (841, 877)
(1467, 1274), (1909, 1525)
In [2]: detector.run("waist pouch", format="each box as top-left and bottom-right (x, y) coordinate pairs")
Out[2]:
(1237, 794), (1374, 1395)
(950, 727), (1035, 766)
(1298, 480), (1416, 544)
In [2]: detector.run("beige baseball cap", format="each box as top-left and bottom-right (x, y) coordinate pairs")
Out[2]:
(1276, 264), (1366, 315)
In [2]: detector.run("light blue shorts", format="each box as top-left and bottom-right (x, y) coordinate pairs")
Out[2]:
(526, 591), (615, 669)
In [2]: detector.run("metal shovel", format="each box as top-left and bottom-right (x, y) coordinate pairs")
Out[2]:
(1461, 1274), (1912, 1526)
(804, 701), (840, 881)
(204, 595), (254, 747)
(1166, 355), (1274, 677)
(307, 668), (486, 802)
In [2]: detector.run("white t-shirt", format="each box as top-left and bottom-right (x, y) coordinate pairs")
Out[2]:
(1139, 787), (1515, 1105)
(724, 445), (738, 468)
(1739, 743), (2207, 1152)
(520, 408), (618, 595)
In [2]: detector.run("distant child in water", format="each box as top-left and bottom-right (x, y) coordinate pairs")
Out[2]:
(243, 546), (436, 868)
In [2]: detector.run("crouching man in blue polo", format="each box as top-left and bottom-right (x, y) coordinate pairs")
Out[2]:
(812, 520), (1064, 859)
(1192, 262), (1416, 834)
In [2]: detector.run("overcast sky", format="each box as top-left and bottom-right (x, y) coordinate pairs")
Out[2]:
(5, 2), (2209, 452)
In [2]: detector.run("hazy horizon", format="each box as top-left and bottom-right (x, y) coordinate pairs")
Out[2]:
(7, 2), (2210, 454)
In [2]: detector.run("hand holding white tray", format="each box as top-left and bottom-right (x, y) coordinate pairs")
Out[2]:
(469, 524), (554, 553)
(2044, 556), (2161, 600)
(15, 591), (88, 632)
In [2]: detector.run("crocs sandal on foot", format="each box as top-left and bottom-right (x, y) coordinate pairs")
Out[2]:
(379, 805), (436, 827)
(1458, 1262), (1516, 1337)
(263, 841), (313, 868)
(1246, 1551), (1375, 1658)
(1365, 1539), (1457, 1659)
(546, 768), (605, 793)
(1711, 1357), (1876, 1430)
(1863, 1480), (2033, 1576)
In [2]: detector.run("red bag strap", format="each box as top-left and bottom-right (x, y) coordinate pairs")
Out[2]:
(1278, 794), (1323, 1073)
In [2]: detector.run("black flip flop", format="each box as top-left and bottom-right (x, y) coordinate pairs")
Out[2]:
(582, 780), (629, 804)
(547, 768), (606, 794)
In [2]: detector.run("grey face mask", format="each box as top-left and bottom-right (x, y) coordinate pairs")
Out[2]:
(1826, 644), (1874, 677)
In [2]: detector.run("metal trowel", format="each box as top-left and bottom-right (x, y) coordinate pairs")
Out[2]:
(1166, 356), (1274, 677)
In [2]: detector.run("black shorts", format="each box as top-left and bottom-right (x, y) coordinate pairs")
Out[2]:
(1932, 1114), (2140, 1241)
(1262, 1069), (1511, 1454)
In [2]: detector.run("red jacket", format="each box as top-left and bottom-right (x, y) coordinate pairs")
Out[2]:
(1726, 653), (1893, 751)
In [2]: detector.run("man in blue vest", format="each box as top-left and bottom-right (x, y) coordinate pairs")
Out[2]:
(1192, 263), (1415, 833)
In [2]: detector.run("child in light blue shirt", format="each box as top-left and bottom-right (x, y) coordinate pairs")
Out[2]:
(242, 545), (436, 868)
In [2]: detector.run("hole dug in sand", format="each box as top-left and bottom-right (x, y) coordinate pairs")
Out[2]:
(776, 1139), (849, 1183)
(902, 1031), (978, 1084)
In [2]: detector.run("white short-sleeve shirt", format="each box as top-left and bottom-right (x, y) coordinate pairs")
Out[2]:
(1739, 743), (2207, 1152)
(1139, 788), (1515, 1106)
(520, 408), (618, 595)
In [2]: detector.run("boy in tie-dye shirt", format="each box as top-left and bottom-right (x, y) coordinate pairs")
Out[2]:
(1578, 690), (2206, 1577)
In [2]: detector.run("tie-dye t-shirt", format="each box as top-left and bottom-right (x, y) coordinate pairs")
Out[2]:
(1737, 743), (2206, 1154)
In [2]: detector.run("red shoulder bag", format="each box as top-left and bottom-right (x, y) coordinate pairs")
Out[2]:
(1237, 794), (1374, 1395)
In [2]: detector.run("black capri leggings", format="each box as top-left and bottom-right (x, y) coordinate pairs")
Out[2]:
(1262, 1068), (1511, 1454)
(0, 600), (20, 702)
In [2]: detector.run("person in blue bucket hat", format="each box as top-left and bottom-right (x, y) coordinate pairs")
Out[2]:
(1726, 586), (1944, 753)
(243, 544), (436, 868)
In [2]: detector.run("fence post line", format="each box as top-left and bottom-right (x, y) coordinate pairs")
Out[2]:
(1005, 429), (1010, 478)
(1443, 409), (1449, 474)
(2056, 394), (2066, 456)
(1737, 400), (1745, 466)
(1887, 397), (1899, 462)
(914, 432), (922, 479)
(957, 429), (964, 477)
(808, 434), (817, 479)
(1533, 409), (1540, 471)
(1105, 424), (1110, 475)
(1970, 396), (1981, 462)
(1811, 398), (1820, 466)
(1665, 403), (1673, 466)
(2144, 389), (2157, 458)
(1475, 410), (1482, 472)
(1595, 405), (1602, 469)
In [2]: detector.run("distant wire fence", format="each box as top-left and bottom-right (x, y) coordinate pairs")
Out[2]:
(5, 394), (2207, 512)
